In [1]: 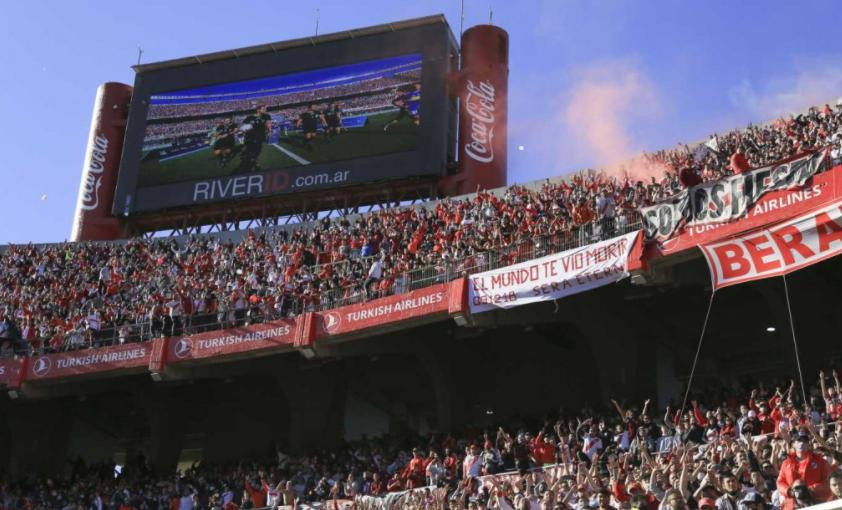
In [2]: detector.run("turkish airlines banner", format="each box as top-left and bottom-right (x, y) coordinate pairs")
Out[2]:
(0, 358), (24, 388)
(468, 231), (640, 314)
(641, 151), (828, 241)
(701, 199), (842, 289)
(28, 343), (150, 381)
(167, 318), (298, 364)
(315, 283), (450, 338)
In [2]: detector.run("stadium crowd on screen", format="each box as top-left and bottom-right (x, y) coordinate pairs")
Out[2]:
(142, 70), (420, 145)
(146, 71), (418, 120)
(2, 369), (842, 509)
(1, 102), (842, 356)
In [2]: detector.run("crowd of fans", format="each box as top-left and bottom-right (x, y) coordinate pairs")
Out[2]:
(146, 70), (420, 120)
(3, 370), (842, 510)
(642, 103), (842, 190)
(3, 101), (842, 357)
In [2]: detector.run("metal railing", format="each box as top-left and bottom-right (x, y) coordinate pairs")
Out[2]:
(0, 213), (641, 358)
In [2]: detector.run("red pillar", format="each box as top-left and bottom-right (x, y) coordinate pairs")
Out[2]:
(455, 25), (509, 194)
(70, 82), (132, 241)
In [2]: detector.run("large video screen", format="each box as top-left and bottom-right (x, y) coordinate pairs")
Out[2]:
(139, 54), (422, 188)
(113, 20), (455, 216)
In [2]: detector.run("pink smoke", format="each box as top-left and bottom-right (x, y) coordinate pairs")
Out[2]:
(563, 61), (673, 182)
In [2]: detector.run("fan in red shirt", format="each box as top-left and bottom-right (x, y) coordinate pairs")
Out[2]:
(530, 430), (557, 465)
(443, 448), (460, 479)
(820, 370), (842, 421)
(405, 449), (428, 489)
(243, 477), (267, 508)
(777, 431), (832, 510)
(730, 150), (751, 174)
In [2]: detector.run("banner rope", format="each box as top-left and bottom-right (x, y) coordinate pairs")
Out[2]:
(679, 290), (716, 417)
(782, 274), (808, 405)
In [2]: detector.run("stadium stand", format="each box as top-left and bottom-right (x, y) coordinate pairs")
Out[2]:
(1, 368), (841, 509)
(146, 69), (420, 120)
(2, 102), (842, 358)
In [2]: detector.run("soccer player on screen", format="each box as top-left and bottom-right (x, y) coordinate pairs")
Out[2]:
(383, 82), (421, 132)
(210, 117), (237, 167)
(296, 104), (322, 152)
(239, 105), (271, 171)
(324, 102), (343, 139)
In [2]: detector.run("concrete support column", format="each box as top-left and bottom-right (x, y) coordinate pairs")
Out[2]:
(2, 400), (73, 475)
(278, 363), (344, 454)
(574, 315), (637, 404)
(412, 342), (458, 432)
(145, 399), (187, 472)
(656, 344), (682, 410)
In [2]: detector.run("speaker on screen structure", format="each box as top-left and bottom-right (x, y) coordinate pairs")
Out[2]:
(70, 82), (132, 242)
(449, 24), (509, 195)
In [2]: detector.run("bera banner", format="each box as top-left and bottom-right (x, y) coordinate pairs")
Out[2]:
(701, 199), (842, 289)
(468, 231), (640, 314)
(28, 343), (150, 381)
(641, 150), (827, 241)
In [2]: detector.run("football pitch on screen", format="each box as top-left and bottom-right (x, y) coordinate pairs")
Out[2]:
(138, 113), (418, 187)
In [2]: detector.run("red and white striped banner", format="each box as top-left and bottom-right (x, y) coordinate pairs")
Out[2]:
(701, 198), (842, 289)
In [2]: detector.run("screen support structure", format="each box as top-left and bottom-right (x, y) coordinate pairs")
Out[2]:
(127, 178), (439, 238)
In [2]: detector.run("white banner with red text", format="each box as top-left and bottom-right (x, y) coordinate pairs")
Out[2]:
(468, 231), (640, 313)
(700, 198), (842, 289)
(641, 150), (828, 241)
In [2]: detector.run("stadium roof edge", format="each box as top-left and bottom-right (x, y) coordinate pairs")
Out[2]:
(132, 14), (454, 74)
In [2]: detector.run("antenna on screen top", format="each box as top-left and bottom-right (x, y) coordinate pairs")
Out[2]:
(136, 47), (144, 66)
(489, 1), (493, 25)
(315, 8), (320, 36)
(460, 0), (465, 38)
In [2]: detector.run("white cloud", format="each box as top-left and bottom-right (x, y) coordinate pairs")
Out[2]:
(728, 57), (842, 119)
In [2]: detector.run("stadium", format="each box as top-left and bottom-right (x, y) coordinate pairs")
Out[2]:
(2, 10), (842, 510)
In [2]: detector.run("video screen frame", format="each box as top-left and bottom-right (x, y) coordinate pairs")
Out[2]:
(139, 54), (423, 188)
(113, 21), (455, 215)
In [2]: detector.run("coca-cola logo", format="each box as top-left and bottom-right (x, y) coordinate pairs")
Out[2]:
(80, 134), (108, 212)
(463, 80), (496, 164)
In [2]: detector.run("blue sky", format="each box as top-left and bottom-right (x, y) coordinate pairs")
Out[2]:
(1, 0), (841, 243)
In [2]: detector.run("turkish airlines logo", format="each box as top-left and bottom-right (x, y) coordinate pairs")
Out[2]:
(32, 357), (52, 377)
(322, 312), (342, 332)
(463, 80), (496, 164)
(173, 338), (193, 359)
(80, 134), (108, 212)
